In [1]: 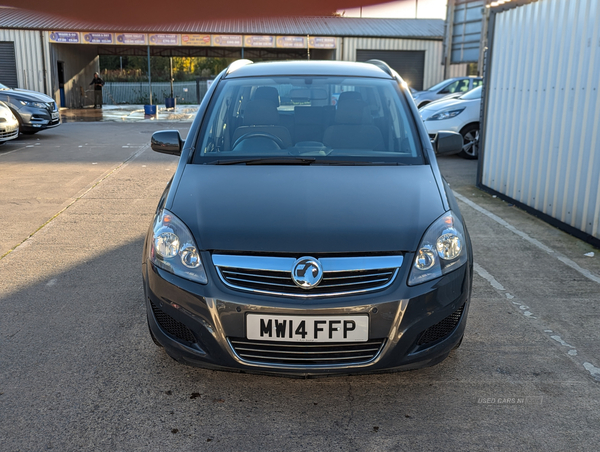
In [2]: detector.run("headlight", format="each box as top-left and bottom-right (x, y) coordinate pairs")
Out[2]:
(408, 211), (468, 286)
(149, 209), (207, 284)
(426, 108), (465, 121)
(19, 100), (46, 109)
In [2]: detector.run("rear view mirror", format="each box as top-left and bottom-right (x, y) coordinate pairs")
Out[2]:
(290, 88), (328, 101)
(151, 130), (184, 156)
(433, 131), (463, 155)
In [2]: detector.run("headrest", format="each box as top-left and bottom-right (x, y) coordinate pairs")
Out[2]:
(335, 91), (367, 124)
(244, 99), (280, 126)
(252, 86), (280, 106)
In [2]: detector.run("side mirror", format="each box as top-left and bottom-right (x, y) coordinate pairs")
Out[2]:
(433, 131), (463, 155)
(151, 130), (184, 156)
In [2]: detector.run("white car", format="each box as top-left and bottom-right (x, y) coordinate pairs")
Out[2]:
(412, 77), (482, 109)
(419, 86), (482, 159)
(0, 100), (19, 144)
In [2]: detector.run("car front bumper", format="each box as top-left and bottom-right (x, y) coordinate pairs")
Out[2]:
(142, 252), (472, 377)
(0, 119), (19, 142)
(16, 105), (61, 132)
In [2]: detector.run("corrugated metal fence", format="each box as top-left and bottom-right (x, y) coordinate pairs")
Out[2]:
(102, 80), (212, 105)
(481, 0), (600, 243)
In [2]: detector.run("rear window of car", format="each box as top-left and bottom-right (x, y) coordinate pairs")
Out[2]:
(193, 76), (425, 165)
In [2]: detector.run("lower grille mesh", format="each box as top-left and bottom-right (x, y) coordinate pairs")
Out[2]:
(150, 301), (196, 343)
(229, 338), (385, 366)
(417, 305), (465, 345)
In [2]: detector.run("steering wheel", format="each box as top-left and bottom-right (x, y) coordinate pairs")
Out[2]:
(232, 132), (285, 151)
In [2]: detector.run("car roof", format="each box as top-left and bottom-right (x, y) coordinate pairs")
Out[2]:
(224, 60), (395, 79)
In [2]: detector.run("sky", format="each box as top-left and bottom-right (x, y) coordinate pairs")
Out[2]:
(339, 0), (447, 19)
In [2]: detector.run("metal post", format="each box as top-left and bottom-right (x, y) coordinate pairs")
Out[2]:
(415, 0), (418, 18)
(444, 0), (456, 80)
(169, 57), (174, 99)
(120, 56), (123, 71)
(147, 44), (152, 105)
(307, 35), (310, 60)
(39, 31), (48, 95)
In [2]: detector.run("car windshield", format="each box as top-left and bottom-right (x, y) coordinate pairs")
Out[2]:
(460, 86), (482, 100)
(194, 75), (424, 165)
(426, 79), (454, 92)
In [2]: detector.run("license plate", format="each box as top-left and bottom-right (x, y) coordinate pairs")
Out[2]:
(52, 112), (59, 119)
(246, 314), (369, 342)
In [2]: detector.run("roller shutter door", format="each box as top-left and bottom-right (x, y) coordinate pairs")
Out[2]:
(0, 42), (18, 88)
(356, 49), (425, 91)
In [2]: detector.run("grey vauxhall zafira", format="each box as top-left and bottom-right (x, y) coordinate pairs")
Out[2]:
(142, 59), (473, 377)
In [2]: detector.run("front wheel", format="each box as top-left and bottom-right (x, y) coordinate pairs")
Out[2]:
(458, 124), (479, 159)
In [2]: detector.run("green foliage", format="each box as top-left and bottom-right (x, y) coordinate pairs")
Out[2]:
(99, 55), (232, 82)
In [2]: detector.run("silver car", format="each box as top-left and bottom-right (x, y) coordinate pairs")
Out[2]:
(412, 77), (482, 109)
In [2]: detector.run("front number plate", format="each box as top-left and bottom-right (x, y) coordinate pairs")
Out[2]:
(246, 314), (369, 342)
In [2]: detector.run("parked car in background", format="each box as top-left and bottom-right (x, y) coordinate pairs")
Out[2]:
(412, 77), (482, 109)
(0, 100), (19, 144)
(419, 86), (482, 159)
(0, 83), (60, 134)
(143, 59), (473, 377)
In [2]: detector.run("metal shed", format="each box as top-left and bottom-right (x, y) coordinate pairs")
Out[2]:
(0, 6), (467, 106)
(479, 0), (600, 247)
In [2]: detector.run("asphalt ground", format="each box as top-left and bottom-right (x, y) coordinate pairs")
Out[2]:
(1, 123), (599, 451)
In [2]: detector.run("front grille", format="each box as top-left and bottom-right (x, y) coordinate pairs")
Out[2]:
(150, 301), (196, 343)
(220, 267), (397, 296)
(416, 304), (465, 345)
(214, 254), (403, 297)
(229, 338), (385, 366)
(0, 129), (18, 139)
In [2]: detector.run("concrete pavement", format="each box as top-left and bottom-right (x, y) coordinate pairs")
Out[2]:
(0, 125), (599, 451)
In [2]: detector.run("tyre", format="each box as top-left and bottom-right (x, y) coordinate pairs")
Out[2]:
(417, 101), (430, 109)
(458, 124), (479, 159)
(20, 130), (39, 135)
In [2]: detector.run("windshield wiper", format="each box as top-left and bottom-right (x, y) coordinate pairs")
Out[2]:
(311, 160), (405, 166)
(206, 157), (317, 165)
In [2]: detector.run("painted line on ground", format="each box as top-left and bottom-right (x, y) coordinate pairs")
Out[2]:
(473, 261), (600, 382)
(0, 144), (149, 261)
(454, 191), (600, 285)
(0, 143), (36, 157)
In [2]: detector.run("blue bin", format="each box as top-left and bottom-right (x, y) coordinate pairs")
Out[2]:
(144, 104), (157, 116)
(165, 97), (176, 109)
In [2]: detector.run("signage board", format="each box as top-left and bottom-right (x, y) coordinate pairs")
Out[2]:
(276, 36), (307, 48)
(309, 37), (336, 49)
(244, 35), (275, 48)
(149, 34), (179, 46)
(212, 35), (243, 47)
(82, 32), (114, 44)
(49, 32), (80, 43)
(181, 34), (211, 46)
(116, 33), (148, 45)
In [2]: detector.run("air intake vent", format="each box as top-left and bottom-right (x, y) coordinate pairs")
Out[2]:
(417, 305), (465, 346)
(229, 338), (385, 366)
(150, 301), (196, 343)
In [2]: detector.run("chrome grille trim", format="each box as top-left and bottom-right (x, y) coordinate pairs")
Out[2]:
(213, 254), (402, 297)
(228, 338), (386, 367)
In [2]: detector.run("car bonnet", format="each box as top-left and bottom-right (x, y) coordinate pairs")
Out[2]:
(169, 164), (446, 254)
